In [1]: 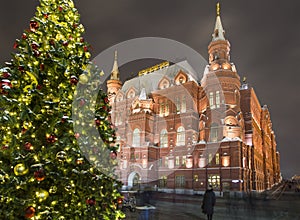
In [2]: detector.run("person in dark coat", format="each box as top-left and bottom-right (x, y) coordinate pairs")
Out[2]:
(202, 185), (216, 220)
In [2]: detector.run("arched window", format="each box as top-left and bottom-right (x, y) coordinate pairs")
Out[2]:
(132, 128), (140, 147)
(160, 129), (168, 148)
(176, 126), (185, 146)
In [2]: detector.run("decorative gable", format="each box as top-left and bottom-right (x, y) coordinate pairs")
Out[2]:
(158, 76), (171, 90)
(174, 70), (188, 85)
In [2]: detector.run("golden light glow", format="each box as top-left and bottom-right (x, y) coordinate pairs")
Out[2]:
(186, 157), (193, 168)
(13, 163), (29, 176)
(198, 157), (206, 168)
(216, 3), (220, 16)
(222, 155), (230, 167)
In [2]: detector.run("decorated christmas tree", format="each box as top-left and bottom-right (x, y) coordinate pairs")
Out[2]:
(0, 0), (123, 219)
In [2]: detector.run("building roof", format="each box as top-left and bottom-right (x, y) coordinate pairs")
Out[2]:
(121, 60), (199, 95)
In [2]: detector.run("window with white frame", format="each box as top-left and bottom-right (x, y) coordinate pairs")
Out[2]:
(210, 123), (219, 142)
(159, 176), (167, 188)
(165, 156), (169, 167)
(165, 102), (169, 116)
(160, 129), (168, 148)
(215, 153), (220, 165)
(208, 174), (220, 189)
(216, 91), (220, 108)
(175, 156), (180, 166)
(175, 175), (185, 188)
(209, 92), (215, 109)
(132, 128), (140, 147)
(182, 155), (186, 166)
(176, 126), (185, 146)
(159, 103), (165, 116)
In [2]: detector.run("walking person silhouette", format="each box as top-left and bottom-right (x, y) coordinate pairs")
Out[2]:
(202, 185), (216, 220)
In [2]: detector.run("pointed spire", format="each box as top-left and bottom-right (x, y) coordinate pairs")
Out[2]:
(110, 50), (120, 80)
(212, 2), (225, 41)
(139, 88), (147, 100)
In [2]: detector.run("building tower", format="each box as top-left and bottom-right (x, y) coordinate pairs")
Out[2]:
(107, 50), (122, 104)
(201, 3), (243, 142)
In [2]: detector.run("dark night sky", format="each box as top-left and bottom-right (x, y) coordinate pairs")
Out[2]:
(0, 0), (299, 178)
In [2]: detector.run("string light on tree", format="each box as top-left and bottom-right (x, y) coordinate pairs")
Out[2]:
(0, 0), (124, 219)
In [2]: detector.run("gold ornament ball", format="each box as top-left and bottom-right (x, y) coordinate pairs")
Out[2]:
(49, 186), (57, 194)
(79, 74), (88, 84)
(56, 151), (67, 162)
(0, 174), (5, 184)
(76, 158), (84, 165)
(14, 163), (29, 176)
(36, 189), (49, 202)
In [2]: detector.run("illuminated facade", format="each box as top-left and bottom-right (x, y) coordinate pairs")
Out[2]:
(106, 5), (281, 193)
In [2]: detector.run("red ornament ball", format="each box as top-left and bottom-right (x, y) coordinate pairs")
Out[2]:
(86, 197), (96, 206)
(13, 42), (18, 49)
(58, 6), (63, 11)
(0, 80), (12, 94)
(74, 133), (80, 139)
(31, 42), (39, 50)
(76, 158), (84, 165)
(40, 63), (45, 71)
(22, 33), (27, 39)
(61, 115), (69, 123)
(49, 39), (55, 45)
(24, 142), (33, 151)
(110, 151), (117, 160)
(25, 206), (35, 218)
(95, 119), (101, 126)
(47, 134), (57, 143)
(2, 72), (11, 78)
(62, 41), (68, 47)
(1, 145), (8, 150)
(18, 66), (25, 72)
(33, 50), (40, 57)
(36, 84), (43, 90)
(21, 128), (27, 134)
(29, 20), (39, 32)
(70, 75), (78, 85)
(34, 169), (46, 181)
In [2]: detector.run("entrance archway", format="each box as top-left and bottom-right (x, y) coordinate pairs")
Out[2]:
(128, 172), (141, 189)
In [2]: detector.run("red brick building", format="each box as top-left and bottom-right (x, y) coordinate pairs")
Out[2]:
(106, 6), (281, 193)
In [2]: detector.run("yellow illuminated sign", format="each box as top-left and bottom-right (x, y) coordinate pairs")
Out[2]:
(138, 61), (170, 76)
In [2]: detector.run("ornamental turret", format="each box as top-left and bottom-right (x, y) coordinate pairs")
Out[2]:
(107, 50), (122, 104)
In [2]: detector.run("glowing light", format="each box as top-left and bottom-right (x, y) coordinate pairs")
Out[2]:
(222, 155), (230, 167)
(186, 156), (193, 168)
(198, 157), (206, 168)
